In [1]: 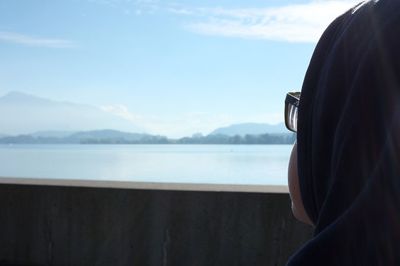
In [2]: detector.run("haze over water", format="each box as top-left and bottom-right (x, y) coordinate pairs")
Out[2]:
(0, 144), (291, 186)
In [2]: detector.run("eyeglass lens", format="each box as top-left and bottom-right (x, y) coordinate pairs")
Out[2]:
(288, 104), (298, 132)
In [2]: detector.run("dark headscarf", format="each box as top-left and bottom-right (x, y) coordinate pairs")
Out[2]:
(288, 0), (400, 265)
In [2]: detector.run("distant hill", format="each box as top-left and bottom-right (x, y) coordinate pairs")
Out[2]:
(209, 123), (287, 136)
(0, 91), (291, 141)
(0, 129), (168, 144)
(30, 130), (147, 140)
(0, 91), (144, 135)
(31, 131), (76, 138)
(30, 129), (150, 141)
(68, 129), (150, 142)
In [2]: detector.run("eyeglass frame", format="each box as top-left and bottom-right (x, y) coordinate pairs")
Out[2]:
(285, 92), (300, 133)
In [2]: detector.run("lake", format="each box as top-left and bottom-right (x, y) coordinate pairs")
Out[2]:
(0, 144), (292, 186)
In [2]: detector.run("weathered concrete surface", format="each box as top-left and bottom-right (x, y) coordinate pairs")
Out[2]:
(0, 185), (312, 266)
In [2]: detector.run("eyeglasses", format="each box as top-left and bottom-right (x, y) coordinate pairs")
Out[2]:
(285, 92), (300, 132)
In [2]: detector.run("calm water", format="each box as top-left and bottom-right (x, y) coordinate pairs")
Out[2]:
(0, 145), (292, 186)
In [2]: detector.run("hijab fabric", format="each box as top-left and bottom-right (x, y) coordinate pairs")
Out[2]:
(288, 0), (400, 265)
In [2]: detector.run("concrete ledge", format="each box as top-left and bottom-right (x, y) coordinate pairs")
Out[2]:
(0, 176), (289, 193)
(0, 184), (312, 266)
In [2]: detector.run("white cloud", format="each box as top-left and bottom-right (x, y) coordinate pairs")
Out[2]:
(167, 7), (196, 15)
(101, 104), (283, 138)
(87, 0), (159, 15)
(0, 31), (75, 48)
(173, 0), (363, 43)
(86, 0), (362, 40)
(100, 104), (143, 122)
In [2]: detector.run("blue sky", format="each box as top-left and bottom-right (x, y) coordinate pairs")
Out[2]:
(0, 0), (360, 137)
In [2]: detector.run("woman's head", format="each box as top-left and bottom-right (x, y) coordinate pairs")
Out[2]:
(287, 0), (400, 264)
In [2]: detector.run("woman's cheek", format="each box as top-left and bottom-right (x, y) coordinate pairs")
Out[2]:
(288, 143), (313, 226)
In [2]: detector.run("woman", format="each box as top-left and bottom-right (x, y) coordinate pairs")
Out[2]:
(286, 0), (400, 265)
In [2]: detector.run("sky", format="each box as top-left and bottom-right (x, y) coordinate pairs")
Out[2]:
(0, 0), (362, 137)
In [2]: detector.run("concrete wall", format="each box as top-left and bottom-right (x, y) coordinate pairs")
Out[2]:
(0, 184), (312, 266)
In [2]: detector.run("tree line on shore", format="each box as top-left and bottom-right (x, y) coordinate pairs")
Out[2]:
(0, 131), (295, 145)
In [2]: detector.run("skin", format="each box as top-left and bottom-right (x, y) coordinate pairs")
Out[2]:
(288, 143), (313, 226)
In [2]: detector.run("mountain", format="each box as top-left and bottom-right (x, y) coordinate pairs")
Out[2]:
(68, 129), (149, 141)
(30, 129), (150, 141)
(31, 131), (76, 138)
(209, 123), (287, 136)
(0, 129), (168, 144)
(0, 91), (144, 135)
(0, 91), (54, 105)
